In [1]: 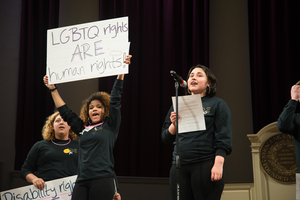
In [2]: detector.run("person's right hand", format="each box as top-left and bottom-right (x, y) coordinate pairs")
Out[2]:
(43, 75), (56, 90)
(170, 111), (180, 126)
(291, 85), (300, 101)
(32, 177), (45, 190)
(113, 193), (121, 200)
(168, 111), (180, 135)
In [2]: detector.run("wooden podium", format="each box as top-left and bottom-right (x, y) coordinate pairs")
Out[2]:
(248, 122), (296, 200)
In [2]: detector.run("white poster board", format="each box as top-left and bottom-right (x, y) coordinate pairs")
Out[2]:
(47, 16), (130, 84)
(0, 175), (77, 200)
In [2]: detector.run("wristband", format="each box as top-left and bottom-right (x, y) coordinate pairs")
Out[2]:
(49, 86), (57, 92)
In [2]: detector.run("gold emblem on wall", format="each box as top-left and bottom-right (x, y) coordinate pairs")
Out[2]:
(260, 133), (297, 183)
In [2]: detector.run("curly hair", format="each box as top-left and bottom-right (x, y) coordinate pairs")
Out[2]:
(80, 91), (111, 125)
(42, 111), (77, 141)
(185, 64), (218, 97)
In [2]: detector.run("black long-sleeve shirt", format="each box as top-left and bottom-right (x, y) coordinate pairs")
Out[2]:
(58, 79), (123, 182)
(20, 139), (78, 181)
(277, 99), (300, 172)
(161, 95), (232, 165)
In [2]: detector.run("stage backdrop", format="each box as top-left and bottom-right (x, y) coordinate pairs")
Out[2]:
(15, 0), (300, 181)
(15, 0), (209, 178)
(248, 0), (300, 133)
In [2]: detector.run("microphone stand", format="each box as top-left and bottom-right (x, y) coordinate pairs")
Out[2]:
(174, 81), (180, 200)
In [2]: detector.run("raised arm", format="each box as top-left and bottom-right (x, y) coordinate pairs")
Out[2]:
(117, 74), (124, 80)
(43, 76), (66, 108)
(117, 55), (132, 80)
(277, 84), (300, 134)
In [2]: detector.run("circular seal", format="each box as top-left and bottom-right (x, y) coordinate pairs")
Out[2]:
(260, 133), (297, 183)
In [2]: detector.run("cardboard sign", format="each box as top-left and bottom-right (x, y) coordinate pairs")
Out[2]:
(47, 16), (130, 84)
(0, 175), (77, 200)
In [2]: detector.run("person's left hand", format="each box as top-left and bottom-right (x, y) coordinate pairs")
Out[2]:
(211, 155), (224, 181)
(291, 84), (300, 101)
(43, 75), (55, 90)
(113, 193), (121, 200)
(124, 55), (132, 65)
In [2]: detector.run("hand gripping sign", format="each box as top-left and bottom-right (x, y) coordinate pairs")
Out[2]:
(46, 16), (130, 84)
(0, 175), (77, 200)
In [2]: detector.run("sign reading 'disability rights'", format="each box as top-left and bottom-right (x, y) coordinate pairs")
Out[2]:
(47, 16), (130, 84)
(0, 175), (77, 200)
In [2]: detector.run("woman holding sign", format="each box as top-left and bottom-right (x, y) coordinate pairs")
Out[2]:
(161, 65), (232, 200)
(43, 55), (131, 200)
(20, 111), (78, 190)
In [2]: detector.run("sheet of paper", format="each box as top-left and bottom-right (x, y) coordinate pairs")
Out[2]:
(172, 94), (206, 133)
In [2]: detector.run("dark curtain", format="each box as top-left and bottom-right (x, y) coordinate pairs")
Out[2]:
(14, 0), (60, 169)
(248, 1), (300, 134)
(98, 0), (209, 177)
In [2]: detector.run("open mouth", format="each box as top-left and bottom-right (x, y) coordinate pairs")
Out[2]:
(92, 113), (99, 118)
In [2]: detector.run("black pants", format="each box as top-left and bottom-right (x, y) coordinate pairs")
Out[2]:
(71, 177), (115, 200)
(169, 160), (224, 200)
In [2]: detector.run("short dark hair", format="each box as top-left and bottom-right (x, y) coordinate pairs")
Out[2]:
(185, 64), (217, 97)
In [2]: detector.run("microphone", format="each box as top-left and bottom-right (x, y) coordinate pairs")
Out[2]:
(170, 70), (187, 87)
